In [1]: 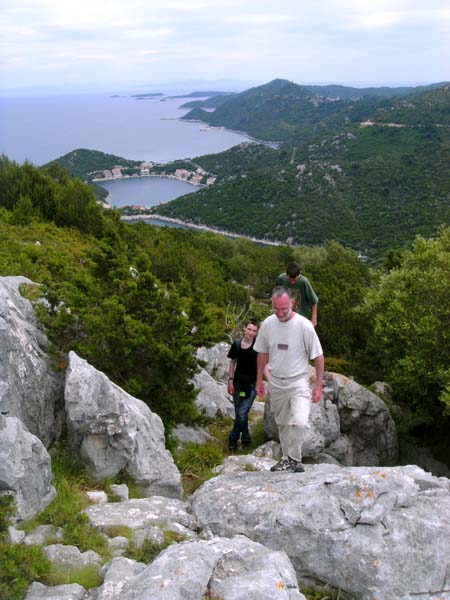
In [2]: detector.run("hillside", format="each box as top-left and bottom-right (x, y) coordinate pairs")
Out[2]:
(156, 84), (450, 257)
(44, 148), (143, 181)
(181, 78), (351, 141)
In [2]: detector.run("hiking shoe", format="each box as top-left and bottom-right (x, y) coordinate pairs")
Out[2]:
(270, 457), (291, 472)
(288, 458), (305, 473)
(228, 444), (238, 452)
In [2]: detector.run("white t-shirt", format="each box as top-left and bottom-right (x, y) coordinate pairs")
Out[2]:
(254, 313), (323, 378)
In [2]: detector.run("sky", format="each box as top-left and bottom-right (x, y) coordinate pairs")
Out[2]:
(1, 0), (450, 95)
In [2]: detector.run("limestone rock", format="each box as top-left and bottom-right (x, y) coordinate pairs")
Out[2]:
(86, 490), (108, 504)
(97, 557), (148, 599)
(192, 368), (234, 419)
(196, 342), (230, 382)
(110, 483), (129, 501)
(8, 525), (25, 544)
(65, 351), (182, 498)
(25, 582), (86, 600)
(0, 415), (56, 522)
(23, 524), (63, 546)
(213, 454), (276, 474)
(171, 423), (213, 447)
(97, 535), (305, 599)
(264, 371), (399, 466)
(328, 372), (399, 465)
(0, 276), (63, 446)
(190, 464), (450, 600)
(84, 496), (197, 545)
(43, 544), (102, 571)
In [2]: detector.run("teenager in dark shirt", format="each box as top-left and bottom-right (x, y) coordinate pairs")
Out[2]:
(227, 319), (260, 451)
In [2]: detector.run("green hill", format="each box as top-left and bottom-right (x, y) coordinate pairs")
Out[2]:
(181, 79), (350, 141)
(44, 148), (142, 181)
(156, 84), (450, 257)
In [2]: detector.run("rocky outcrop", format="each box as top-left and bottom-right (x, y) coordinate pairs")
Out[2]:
(83, 496), (197, 546)
(96, 536), (305, 600)
(196, 342), (231, 383)
(264, 371), (398, 466)
(65, 351), (182, 499)
(325, 372), (399, 465)
(192, 368), (234, 419)
(43, 544), (102, 572)
(171, 423), (213, 447)
(0, 276), (63, 447)
(25, 582), (87, 600)
(0, 415), (55, 522)
(190, 464), (450, 600)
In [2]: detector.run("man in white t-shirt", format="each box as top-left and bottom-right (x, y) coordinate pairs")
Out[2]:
(254, 286), (324, 472)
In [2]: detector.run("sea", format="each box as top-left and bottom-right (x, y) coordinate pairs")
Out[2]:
(0, 92), (250, 208)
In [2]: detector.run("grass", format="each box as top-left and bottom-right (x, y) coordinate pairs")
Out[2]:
(23, 445), (111, 561)
(125, 531), (187, 564)
(0, 496), (51, 600)
(44, 564), (102, 589)
(302, 586), (344, 600)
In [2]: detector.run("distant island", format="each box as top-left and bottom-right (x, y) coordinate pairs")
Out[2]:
(130, 93), (164, 99)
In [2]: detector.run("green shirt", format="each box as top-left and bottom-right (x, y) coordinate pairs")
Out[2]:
(276, 273), (318, 318)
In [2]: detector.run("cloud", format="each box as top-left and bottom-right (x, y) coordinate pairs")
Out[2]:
(1, 0), (449, 91)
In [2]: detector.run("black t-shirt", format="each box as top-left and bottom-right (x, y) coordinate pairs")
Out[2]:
(227, 339), (257, 385)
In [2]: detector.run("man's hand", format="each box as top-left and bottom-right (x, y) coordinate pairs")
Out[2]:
(227, 381), (234, 395)
(256, 380), (265, 398)
(311, 385), (322, 404)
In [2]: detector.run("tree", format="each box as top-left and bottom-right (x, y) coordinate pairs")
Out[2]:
(363, 226), (450, 454)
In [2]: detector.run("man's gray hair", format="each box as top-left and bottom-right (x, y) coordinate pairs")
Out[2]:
(272, 285), (292, 299)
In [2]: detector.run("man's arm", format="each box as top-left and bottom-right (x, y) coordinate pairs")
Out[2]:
(256, 353), (269, 397)
(310, 303), (318, 327)
(311, 354), (324, 403)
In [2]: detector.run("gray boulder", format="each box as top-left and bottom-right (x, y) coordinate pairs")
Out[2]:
(327, 372), (399, 465)
(84, 496), (197, 545)
(0, 276), (63, 446)
(196, 342), (230, 382)
(25, 582), (86, 600)
(97, 557), (147, 599)
(65, 351), (182, 498)
(23, 524), (63, 546)
(264, 371), (398, 466)
(192, 368), (234, 419)
(0, 415), (55, 522)
(97, 535), (305, 599)
(190, 465), (450, 600)
(43, 544), (102, 571)
(171, 423), (213, 447)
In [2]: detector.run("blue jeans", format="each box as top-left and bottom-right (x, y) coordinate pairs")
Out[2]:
(229, 382), (257, 447)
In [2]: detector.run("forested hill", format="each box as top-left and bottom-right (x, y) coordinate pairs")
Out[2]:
(156, 82), (450, 257)
(181, 78), (449, 142)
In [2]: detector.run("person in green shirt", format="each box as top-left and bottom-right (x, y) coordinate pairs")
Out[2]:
(276, 262), (318, 327)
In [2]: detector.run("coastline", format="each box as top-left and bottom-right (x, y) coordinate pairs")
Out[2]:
(121, 213), (284, 246)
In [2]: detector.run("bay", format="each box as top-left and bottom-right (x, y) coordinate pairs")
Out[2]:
(97, 176), (199, 208)
(0, 93), (250, 166)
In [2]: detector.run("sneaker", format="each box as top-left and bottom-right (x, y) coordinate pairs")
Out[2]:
(228, 444), (237, 452)
(270, 457), (291, 472)
(288, 458), (305, 473)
